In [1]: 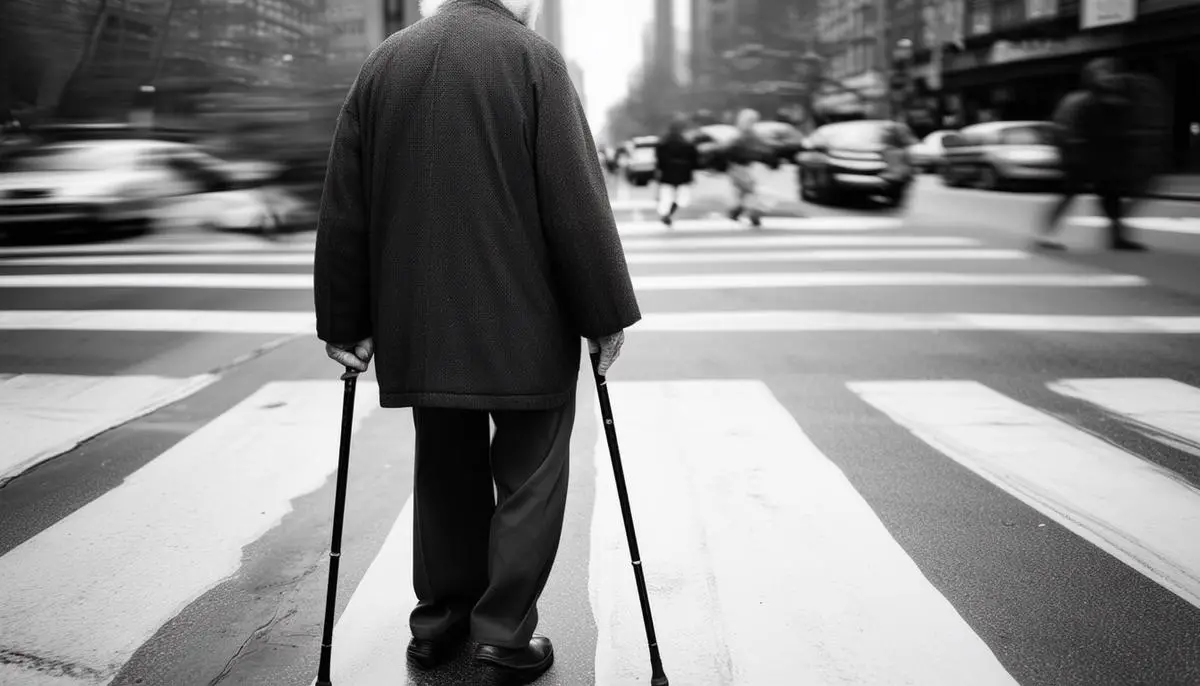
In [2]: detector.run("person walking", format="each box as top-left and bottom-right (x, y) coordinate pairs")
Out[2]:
(654, 114), (700, 227)
(726, 108), (769, 228)
(1038, 57), (1145, 251)
(313, 0), (642, 682)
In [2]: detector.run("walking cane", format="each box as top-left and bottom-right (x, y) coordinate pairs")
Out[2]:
(315, 366), (359, 686)
(590, 351), (669, 686)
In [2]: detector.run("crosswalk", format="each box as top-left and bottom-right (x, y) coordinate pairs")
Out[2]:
(1, 216), (1199, 684)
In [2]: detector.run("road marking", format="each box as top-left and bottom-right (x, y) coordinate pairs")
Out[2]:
(5, 310), (1200, 335)
(849, 380), (1200, 609)
(1049, 378), (1200, 447)
(625, 249), (1028, 264)
(324, 496), (419, 684)
(631, 311), (1200, 333)
(0, 271), (1137, 290)
(0, 240), (315, 256)
(620, 235), (979, 250)
(0, 248), (1027, 268)
(1069, 216), (1200, 235)
(627, 273), (1143, 290)
(0, 381), (378, 686)
(591, 380), (1018, 685)
(0, 253), (316, 267)
(618, 217), (904, 234)
(0, 373), (217, 485)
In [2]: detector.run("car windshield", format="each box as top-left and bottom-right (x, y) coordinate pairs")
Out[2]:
(1, 144), (134, 173)
(1000, 125), (1055, 145)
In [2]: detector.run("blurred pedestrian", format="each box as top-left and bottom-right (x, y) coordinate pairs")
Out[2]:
(654, 114), (700, 227)
(726, 108), (769, 228)
(313, 0), (642, 682)
(1038, 57), (1146, 251)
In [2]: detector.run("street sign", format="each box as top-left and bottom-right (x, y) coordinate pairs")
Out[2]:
(1081, 0), (1136, 28)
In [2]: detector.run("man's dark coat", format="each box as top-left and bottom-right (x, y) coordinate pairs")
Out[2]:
(314, 0), (641, 411)
(655, 133), (699, 186)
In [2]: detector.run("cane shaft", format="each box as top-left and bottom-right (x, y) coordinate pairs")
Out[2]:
(590, 352), (668, 684)
(316, 369), (358, 684)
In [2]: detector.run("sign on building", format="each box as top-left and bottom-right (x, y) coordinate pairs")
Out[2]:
(1081, 0), (1136, 29)
(1026, 0), (1059, 20)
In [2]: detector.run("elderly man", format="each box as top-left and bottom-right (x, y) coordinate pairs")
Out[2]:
(312, 0), (640, 681)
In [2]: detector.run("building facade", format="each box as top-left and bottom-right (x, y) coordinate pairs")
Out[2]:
(904, 0), (1200, 170)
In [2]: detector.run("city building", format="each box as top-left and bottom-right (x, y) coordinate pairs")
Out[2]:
(326, 0), (386, 66)
(904, 0), (1200, 171)
(813, 0), (888, 117)
(535, 0), (564, 51)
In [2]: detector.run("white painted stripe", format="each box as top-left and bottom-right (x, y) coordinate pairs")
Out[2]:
(0, 373), (217, 485)
(632, 311), (1200, 333)
(0, 271), (1137, 290)
(620, 235), (978, 250)
(610, 199), (659, 211)
(0, 381), (378, 685)
(1049, 378), (1200, 446)
(628, 273), (1142, 290)
(849, 380), (1200, 609)
(0, 248), (1026, 268)
(0, 273), (312, 289)
(6, 310), (1200, 335)
(323, 497), (418, 684)
(591, 380), (1018, 685)
(617, 216), (904, 234)
(1, 253), (315, 267)
(625, 249), (1027, 264)
(1069, 216), (1200, 235)
(0, 240), (314, 256)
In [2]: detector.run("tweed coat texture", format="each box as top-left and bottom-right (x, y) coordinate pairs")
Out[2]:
(314, 0), (641, 411)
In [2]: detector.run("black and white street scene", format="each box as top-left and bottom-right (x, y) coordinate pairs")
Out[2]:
(2, 0), (1200, 684)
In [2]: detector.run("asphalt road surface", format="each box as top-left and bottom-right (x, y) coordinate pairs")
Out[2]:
(2, 166), (1199, 686)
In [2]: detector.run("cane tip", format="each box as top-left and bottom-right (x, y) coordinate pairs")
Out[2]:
(651, 676), (669, 686)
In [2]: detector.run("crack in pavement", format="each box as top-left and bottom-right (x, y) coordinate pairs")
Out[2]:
(207, 604), (297, 686)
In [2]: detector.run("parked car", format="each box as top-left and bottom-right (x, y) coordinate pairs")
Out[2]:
(795, 119), (917, 207)
(623, 136), (659, 186)
(908, 130), (955, 173)
(940, 121), (1061, 190)
(0, 139), (309, 238)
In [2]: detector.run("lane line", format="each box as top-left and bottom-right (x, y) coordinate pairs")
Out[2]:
(1068, 216), (1200, 235)
(0, 381), (378, 685)
(590, 380), (1018, 684)
(617, 217), (904, 234)
(322, 497), (418, 684)
(619, 235), (979, 250)
(849, 380), (1200, 609)
(1049, 378), (1200, 447)
(6, 310), (1200, 335)
(0, 249), (1027, 268)
(0, 241), (315, 256)
(0, 373), (217, 485)
(0, 272), (1144, 290)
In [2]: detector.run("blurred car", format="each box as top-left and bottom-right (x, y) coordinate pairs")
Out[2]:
(0, 139), (309, 237)
(687, 124), (739, 171)
(623, 135), (659, 186)
(907, 130), (955, 173)
(940, 121), (1061, 190)
(795, 119), (917, 207)
(752, 120), (806, 169)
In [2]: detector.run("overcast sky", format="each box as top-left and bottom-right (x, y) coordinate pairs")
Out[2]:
(561, 0), (655, 136)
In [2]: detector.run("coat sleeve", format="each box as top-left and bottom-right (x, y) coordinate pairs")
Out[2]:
(313, 86), (372, 345)
(534, 60), (641, 340)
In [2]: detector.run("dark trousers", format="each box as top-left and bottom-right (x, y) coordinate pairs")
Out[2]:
(1043, 180), (1132, 246)
(408, 391), (576, 649)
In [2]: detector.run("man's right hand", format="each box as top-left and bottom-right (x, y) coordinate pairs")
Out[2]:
(587, 330), (624, 377)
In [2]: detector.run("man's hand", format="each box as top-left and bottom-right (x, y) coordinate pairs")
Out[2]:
(587, 330), (624, 377)
(326, 337), (374, 373)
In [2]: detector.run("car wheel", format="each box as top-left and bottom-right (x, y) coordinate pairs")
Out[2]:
(799, 168), (820, 204)
(977, 165), (1002, 190)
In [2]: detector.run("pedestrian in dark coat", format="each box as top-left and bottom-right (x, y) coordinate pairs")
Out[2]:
(1039, 57), (1146, 251)
(312, 0), (641, 680)
(654, 114), (700, 226)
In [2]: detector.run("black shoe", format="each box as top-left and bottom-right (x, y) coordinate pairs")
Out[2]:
(728, 207), (743, 221)
(474, 635), (554, 683)
(1032, 237), (1065, 251)
(407, 622), (469, 670)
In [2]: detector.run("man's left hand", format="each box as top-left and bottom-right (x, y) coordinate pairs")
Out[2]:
(326, 337), (374, 373)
